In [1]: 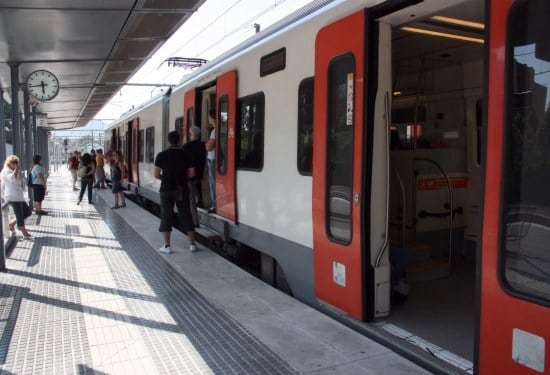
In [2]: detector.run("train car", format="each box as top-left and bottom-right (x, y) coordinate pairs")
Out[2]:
(105, 0), (550, 373)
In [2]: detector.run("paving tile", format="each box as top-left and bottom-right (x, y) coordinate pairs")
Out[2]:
(0, 173), (298, 374)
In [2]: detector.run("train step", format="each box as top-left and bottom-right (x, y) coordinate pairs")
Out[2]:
(406, 258), (450, 283)
(195, 226), (222, 243)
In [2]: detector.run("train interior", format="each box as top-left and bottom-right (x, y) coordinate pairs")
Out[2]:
(382, 0), (484, 362)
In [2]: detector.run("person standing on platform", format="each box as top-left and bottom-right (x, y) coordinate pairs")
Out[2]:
(1, 155), (32, 239)
(30, 154), (48, 215)
(154, 131), (197, 254)
(67, 151), (79, 190)
(77, 153), (95, 205)
(183, 125), (206, 227)
(89, 149), (97, 188)
(205, 109), (216, 213)
(94, 148), (106, 189)
(110, 150), (127, 209)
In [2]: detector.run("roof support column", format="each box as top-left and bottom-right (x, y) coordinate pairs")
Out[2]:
(9, 63), (21, 160)
(23, 89), (32, 170)
(0, 90), (6, 164)
(31, 107), (38, 156)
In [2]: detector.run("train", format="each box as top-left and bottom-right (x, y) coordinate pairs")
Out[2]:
(104, 0), (550, 374)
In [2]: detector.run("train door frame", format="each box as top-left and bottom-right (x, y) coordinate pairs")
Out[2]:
(312, 3), (423, 322)
(312, 9), (368, 320)
(124, 118), (139, 186)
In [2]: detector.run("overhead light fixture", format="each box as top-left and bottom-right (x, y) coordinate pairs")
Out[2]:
(430, 15), (484, 30)
(401, 26), (484, 44)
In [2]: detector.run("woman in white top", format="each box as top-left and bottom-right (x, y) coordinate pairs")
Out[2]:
(0, 155), (32, 238)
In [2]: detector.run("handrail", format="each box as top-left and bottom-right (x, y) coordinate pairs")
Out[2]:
(414, 157), (454, 271)
(391, 168), (406, 249)
(375, 92), (391, 268)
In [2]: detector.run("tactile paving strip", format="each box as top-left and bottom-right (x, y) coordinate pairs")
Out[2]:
(0, 179), (298, 375)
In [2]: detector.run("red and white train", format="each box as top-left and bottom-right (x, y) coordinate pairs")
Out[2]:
(105, 0), (550, 373)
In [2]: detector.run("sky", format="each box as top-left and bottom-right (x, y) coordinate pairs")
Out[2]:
(92, 0), (314, 126)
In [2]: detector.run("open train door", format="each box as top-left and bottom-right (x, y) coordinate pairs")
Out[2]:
(124, 118), (139, 186)
(130, 118), (139, 185)
(479, 0), (550, 373)
(183, 89), (197, 144)
(312, 10), (367, 320)
(215, 70), (237, 222)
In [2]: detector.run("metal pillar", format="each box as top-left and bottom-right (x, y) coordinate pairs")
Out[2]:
(0, 89), (6, 271)
(38, 128), (49, 175)
(9, 63), (20, 158)
(0, 89), (6, 163)
(23, 89), (32, 170)
(31, 106), (38, 156)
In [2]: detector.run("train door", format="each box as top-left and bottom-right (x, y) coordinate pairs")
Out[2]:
(215, 70), (237, 222)
(479, 0), (550, 373)
(313, 10), (369, 320)
(125, 118), (139, 185)
(183, 89), (197, 144)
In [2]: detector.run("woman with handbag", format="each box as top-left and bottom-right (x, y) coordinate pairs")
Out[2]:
(1, 155), (32, 239)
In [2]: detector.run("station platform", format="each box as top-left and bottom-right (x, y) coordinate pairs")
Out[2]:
(0, 168), (431, 374)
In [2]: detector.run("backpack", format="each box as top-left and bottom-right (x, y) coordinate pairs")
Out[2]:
(27, 171), (33, 186)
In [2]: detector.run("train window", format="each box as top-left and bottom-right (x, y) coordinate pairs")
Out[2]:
(174, 116), (183, 134)
(146, 127), (155, 163)
(326, 53), (355, 244)
(218, 96), (228, 175)
(237, 92), (265, 170)
(502, 0), (550, 305)
(297, 78), (314, 175)
(138, 129), (144, 162)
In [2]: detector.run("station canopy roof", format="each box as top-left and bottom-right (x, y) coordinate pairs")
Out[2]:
(0, 0), (205, 130)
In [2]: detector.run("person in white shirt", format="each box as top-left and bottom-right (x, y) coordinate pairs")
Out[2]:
(205, 109), (216, 213)
(0, 155), (32, 238)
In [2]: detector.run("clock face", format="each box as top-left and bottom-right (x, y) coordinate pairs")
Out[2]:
(26, 70), (59, 101)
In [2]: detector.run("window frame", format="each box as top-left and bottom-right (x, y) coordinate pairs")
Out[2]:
(325, 53), (355, 245)
(236, 92), (265, 171)
(297, 77), (314, 176)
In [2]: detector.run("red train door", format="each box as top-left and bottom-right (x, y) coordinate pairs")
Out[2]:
(131, 118), (139, 185)
(480, 0), (550, 373)
(183, 89), (196, 144)
(215, 70), (237, 222)
(312, 10), (366, 320)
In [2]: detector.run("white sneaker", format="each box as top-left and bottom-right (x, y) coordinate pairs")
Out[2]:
(189, 244), (197, 252)
(158, 245), (172, 254)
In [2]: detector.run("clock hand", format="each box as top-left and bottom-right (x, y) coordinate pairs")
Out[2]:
(41, 81), (45, 94)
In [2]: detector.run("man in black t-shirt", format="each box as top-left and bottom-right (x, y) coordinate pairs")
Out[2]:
(154, 131), (197, 254)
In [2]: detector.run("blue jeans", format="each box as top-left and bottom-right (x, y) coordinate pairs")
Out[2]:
(207, 158), (216, 210)
(79, 177), (93, 203)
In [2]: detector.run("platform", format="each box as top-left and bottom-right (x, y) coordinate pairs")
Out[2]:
(0, 168), (431, 374)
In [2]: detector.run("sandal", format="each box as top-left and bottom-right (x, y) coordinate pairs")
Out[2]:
(8, 223), (15, 233)
(111, 204), (120, 209)
(120, 203), (126, 208)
